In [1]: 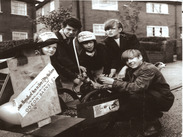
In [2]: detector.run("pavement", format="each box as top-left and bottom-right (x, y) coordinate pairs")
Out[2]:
(161, 60), (182, 90)
(159, 60), (182, 137)
(0, 60), (182, 137)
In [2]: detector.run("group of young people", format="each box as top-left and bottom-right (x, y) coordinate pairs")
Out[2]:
(36, 17), (174, 136)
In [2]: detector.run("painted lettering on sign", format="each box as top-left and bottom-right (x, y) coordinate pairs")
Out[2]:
(14, 63), (58, 117)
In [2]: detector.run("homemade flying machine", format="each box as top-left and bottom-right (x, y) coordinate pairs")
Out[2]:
(0, 32), (120, 137)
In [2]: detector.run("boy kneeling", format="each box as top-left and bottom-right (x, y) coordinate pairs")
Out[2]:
(100, 49), (174, 136)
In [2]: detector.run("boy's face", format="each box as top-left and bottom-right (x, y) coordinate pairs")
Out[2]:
(63, 25), (78, 38)
(82, 40), (95, 52)
(126, 56), (143, 69)
(42, 44), (57, 56)
(105, 23), (122, 38)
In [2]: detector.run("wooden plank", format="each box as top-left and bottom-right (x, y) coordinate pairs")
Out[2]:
(31, 115), (85, 137)
(7, 55), (61, 127)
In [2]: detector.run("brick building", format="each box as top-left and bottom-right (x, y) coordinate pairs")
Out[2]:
(0, 0), (37, 41)
(36, 0), (181, 38)
(36, 0), (182, 58)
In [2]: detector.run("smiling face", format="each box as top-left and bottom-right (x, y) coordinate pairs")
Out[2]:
(63, 25), (78, 38)
(126, 56), (143, 69)
(42, 44), (57, 56)
(82, 40), (95, 52)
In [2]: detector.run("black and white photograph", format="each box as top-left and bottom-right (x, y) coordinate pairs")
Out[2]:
(0, 0), (182, 137)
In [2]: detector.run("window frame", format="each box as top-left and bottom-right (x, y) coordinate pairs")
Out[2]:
(147, 26), (169, 37)
(11, 0), (27, 16)
(93, 24), (105, 36)
(146, 2), (168, 14)
(92, 0), (118, 11)
(12, 31), (28, 40)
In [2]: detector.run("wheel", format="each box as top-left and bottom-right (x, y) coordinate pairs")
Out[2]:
(57, 88), (79, 103)
(57, 88), (80, 116)
(81, 89), (112, 103)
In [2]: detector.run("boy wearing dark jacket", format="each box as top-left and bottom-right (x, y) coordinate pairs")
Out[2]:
(54, 17), (86, 90)
(103, 19), (149, 78)
(77, 31), (107, 96)
(100, 49), (174, 136)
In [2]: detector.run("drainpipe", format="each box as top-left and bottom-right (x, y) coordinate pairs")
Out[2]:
(75, 0), (85, 31)
(174, 2), (177, 39)
(78, 0), (85, 31)
(174, 2), (178, 55)
(76, 0), (80, 20)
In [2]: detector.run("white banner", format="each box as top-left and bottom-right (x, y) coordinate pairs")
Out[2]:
(14, 63), (59, 117)
(93, 99), (120, 118)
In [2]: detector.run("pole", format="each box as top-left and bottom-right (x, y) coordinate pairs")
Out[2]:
(72, 37), (81, 75)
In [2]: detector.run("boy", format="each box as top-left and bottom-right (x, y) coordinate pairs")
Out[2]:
(54, 17), (86, 90)
(103, 19), (149, 78)
(100, 49), (174, 136)
(77, 31), (107, 96)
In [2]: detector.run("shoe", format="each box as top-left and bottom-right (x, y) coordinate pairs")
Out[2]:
(143, 119), (161, 136)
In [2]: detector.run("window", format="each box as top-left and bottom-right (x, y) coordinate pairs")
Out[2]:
(92, 0), (118, 11)
(93, 24), (105, 36)
(147, 26), (169, 37)
(12, 32), (28, 40)
(146, 3), (168, 14)
(11, 0), (27, 16)
(0, 35), (2, 42)
(50, 1), (55, 12)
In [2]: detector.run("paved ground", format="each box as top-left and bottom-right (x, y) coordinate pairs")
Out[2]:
(0, 61), (182, 137)
(161, 61), (182, 90)
(159, 61), (182, 137)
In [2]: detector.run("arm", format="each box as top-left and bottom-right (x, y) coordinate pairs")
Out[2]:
(100, 69), (155, 94)
(104, 40), (118, 77)
(56, 42), (79, 73)
(113, 69), (155, 94)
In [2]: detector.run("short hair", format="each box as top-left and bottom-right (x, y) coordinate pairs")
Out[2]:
(104, 19), (123, 31)
(62, 17), (82, 30)
(121, 49), (142, 61)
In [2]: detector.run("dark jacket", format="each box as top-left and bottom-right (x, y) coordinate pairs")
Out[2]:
(53, 31), (79, 80)
(79, 43), (107, 79)
(112, 62), (174, 112)
(103, 32), (149, 73)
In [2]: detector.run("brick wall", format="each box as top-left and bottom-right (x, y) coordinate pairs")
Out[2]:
(0, 0), (36, 41)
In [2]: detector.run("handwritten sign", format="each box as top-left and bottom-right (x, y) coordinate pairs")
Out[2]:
(93, 99), (120, 118)
(14, 63), (59, 117)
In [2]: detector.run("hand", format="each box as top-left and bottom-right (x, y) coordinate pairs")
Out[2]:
(109, 69), (116, 78)
(99, 76), (114, 85)
(91, 81), (103, 89)
(73, 78), (82, 85)
(77, 72), (88, 82)
(79, 66), (87, 73)
(117, 66), (128, 79)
